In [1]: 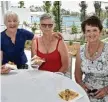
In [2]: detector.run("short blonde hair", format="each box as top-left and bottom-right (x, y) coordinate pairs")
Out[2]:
(4, 11), (19, 24)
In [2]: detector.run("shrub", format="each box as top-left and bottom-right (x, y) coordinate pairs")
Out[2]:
(69, 40), (73, 46)
(71, 25), (78, 34)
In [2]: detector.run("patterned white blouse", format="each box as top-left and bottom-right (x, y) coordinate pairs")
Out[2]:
(80, 42), (108, 102)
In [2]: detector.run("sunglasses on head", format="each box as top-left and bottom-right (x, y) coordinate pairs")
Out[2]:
(41, 24), (53, 28)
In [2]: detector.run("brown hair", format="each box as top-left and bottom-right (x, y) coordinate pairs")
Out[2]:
(81, 16), (103, 33)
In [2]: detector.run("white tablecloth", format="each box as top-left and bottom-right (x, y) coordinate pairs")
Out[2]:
(1, 69), (90, 102)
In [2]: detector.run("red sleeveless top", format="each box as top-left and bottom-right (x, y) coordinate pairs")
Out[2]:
(36, 39), (62, 72)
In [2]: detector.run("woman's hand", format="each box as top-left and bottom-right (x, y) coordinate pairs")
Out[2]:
(79, 82), (89, 93)
(52, 32), (63, 39)
(31, 55), (45, 67)
(81, 83), (89, 92)
(94, 87), (107, 99)
(1, 65), (11, 74)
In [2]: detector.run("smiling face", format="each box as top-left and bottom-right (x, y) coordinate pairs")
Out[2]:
(40, 18), (54, 34)
(5, 15), (19, 32)
(84, 25), (101, 43)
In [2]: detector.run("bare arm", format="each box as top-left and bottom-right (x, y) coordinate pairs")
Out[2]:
(58, 40), (69, 73)
(74, 48), (83, 83)
(74, 48), (89, 90)
(0, 51), (11, 74)
(31, 39), (37, 58)
(0, 50), (3, 66)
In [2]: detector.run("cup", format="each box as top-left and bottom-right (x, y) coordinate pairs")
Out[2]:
(31, 64), (39, 70)
(55, 72), (64, 76)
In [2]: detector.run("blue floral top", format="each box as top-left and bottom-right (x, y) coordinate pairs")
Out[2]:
(80, 43), (108, 102)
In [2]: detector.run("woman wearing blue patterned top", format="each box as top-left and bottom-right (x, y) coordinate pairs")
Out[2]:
(75, 16), (108, 102)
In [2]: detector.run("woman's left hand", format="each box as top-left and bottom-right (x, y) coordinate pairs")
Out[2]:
(52, 32), (63, 39)
(1, 65), (11, 74)
(94, 88), (107, 99)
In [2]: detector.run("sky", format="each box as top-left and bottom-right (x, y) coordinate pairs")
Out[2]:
(10, 1), (108, 14)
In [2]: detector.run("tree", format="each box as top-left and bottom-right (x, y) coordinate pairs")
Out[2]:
(79, 1), (87, 22)
(18, 1), (25, 8)
(43, 1), (51, 13)
(94, 1), (101, 19)
(61, 9), (66, 15)
(52, 1), (61, 32)
(105, 6), (108, 28)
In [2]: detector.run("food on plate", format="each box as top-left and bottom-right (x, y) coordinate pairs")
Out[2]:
(8, 61), (15, 65)
(31, 55), (45, 65)
(59, 89), (79, 101)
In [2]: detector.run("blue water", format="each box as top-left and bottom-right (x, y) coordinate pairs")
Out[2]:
(62, 16), (81, 27)
(31, 16), (107, 28)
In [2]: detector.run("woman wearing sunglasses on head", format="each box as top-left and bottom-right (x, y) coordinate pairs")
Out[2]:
(31, 13), (69, 73)
(75, 16), (108, 102)
(1, 11), (62, 74)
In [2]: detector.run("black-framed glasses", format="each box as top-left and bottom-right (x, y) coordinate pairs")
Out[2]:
(41, 24), (53, 28)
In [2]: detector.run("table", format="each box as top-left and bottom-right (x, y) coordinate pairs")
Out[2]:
(1, 69), (90, 102)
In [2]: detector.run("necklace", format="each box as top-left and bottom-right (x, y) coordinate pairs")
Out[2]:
(42, 36), (53, 54)
(86, 41), (101, 63)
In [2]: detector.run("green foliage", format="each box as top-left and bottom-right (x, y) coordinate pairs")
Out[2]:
(94, 1), (101, 18)
(25, 40), (32, 50)
(23, 21), (28, 26)
(79, 1), (87, 22)
(69, 40), (73, 45)
(80, 39), (85, 45)
(52, 1), (61, 32)
(18, 1), (25, 8)
(23, 21), (37, 34)
(71, 25), (78, 34)
(31, 23), (37, 33)
(43, 1), (51, 13)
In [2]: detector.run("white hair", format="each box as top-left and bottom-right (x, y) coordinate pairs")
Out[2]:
(4, 11), (19, 24)
(40, 13), (55, 22)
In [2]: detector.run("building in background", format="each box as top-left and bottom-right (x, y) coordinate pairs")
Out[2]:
(0, 1), (10, 31)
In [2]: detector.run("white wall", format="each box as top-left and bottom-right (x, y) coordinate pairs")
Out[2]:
(10, 7), (31, 25)
(0, 1), (11, 32)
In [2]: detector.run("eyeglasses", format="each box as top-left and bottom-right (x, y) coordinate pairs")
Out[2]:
(41, 24), (53, 28)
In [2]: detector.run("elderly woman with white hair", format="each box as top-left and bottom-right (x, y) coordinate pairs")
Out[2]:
(1, 11), (61, 74)
(31, 13), (69, 73)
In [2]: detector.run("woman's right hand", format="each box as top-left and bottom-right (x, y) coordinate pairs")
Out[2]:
(1, 65), (11, 74)
(79, 82), (89, 92)
(31, 55), (45, 67)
